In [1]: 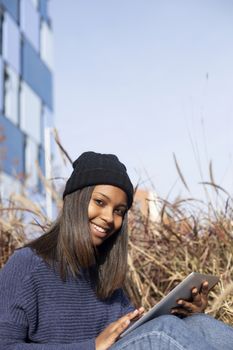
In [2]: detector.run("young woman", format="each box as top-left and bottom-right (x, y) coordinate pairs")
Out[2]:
(0, 151), (232, 350)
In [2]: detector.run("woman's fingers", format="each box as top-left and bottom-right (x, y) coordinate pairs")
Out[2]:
(138, 306), (145, 314)
(176, 299), (199, 312)
(192, 281), (209, 300)
(190, 288), (202, 305)
(136, 307), (145, 318)
(201, 281), (209, 296)
(110, 309), (144, 339)
(112, 309), (141, 331)
(96, 309), (144, 350)
(129, 307), (145, 322)
(112, 319), (131, 337)
(174, 281), (209, 315)
(125, 308), (145, 321)
(126, 309), (140, 321)
(96, 307), (145, 350)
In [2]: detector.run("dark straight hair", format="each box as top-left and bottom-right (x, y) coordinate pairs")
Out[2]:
(26, 186), (129, 299)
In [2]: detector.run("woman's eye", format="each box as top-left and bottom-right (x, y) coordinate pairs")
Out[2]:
(115, 208), (125, 217)
(94, 199), (104, 206)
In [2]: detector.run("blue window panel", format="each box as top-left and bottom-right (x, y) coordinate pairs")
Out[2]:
(39, 0), (49, 22)
(21, 38), (53, 110)
(0, 0), (19, 23)
(0, 57), (3, 113)
(38, 145), (45, 192)
(20, 0), (40, 52)
(0, 114), (25, 177)
(3, 13), (20, 74)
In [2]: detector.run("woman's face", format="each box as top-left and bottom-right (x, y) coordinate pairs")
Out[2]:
(88, 185), (128, 246)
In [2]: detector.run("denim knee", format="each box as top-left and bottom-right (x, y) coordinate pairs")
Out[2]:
(112, 330), (186, 350)
(112, 316), (187, 350)
(184, 313), (233, 335)
(112, 315), (215, 350)
(183, 313), (233, 350)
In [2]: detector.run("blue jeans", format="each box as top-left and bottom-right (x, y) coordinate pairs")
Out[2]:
(111, 314), (233, 349)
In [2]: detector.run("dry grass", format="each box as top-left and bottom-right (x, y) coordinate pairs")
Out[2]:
(0, 193), (49, 267)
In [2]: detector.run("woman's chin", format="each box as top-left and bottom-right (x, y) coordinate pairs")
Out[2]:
(91, 235), (105, 247)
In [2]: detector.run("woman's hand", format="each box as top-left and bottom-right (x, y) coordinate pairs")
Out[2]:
(171, 281), (209, 318)
(95, 307), (144, 350)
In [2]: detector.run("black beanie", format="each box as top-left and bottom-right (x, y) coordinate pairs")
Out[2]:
(63, 151), (134, 208)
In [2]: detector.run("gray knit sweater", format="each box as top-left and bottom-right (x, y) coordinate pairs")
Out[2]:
(0, 248), (133, 350)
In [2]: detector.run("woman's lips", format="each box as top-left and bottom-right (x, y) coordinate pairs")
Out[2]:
(90, 223), (109, 238)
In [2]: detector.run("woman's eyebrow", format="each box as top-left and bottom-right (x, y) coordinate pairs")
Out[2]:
(93, 191), (110, 200)
(93, 192), (127, 207)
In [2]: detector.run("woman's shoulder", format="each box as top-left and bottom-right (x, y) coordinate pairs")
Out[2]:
(6, 246), (41, 264)
(0, 247), (43, 279)
(0, 248), (51, 311)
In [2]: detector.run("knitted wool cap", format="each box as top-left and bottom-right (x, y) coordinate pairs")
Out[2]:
(63, 151), (134, 208)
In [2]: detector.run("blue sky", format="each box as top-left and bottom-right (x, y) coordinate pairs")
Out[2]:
(50, 0), (233, 200)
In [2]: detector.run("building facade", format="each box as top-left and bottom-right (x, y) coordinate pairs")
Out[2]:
(0, 0), (53, 198)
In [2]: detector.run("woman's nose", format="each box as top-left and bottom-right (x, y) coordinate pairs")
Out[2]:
(101, 208), (114, 224)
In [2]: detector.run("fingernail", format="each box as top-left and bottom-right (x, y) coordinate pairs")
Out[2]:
(125, 320), (130, 325)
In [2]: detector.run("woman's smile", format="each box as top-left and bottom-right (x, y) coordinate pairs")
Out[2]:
(90, 222), (110, 238)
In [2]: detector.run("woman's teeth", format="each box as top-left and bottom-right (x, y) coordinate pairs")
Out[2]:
(93, 224), (107, 233)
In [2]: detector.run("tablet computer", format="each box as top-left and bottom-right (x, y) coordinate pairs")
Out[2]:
(120, 272), (219, 338)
